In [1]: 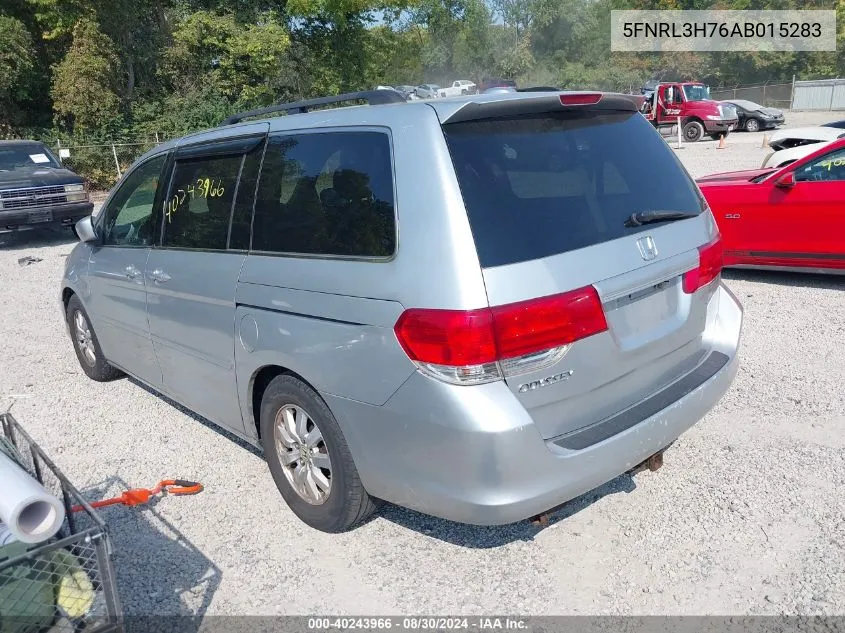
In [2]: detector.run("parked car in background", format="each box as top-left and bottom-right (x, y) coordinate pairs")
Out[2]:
(438, 80), (477, 97)
(61, 88), (742, 533)
(394, 85), (418, 99)
(762, 125), (845, 168)
(480, 77), (517, 92)
(415, 84), (440, 99)
(698, 138), (845, 273)
(483, 86), (517, 94)
(821, 119), (845, 129)
(0, 140), (92, 238)
(722, 99), (785, 132)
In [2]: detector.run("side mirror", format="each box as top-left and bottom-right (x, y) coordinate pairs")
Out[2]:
(74, 215), (97, 243)
(774, 172), (795, 189)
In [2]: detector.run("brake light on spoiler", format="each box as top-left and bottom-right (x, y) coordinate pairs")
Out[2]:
(559, 93), (603, 106)
(394, 286), (608, 385)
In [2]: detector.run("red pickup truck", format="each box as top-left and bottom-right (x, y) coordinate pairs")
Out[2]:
(640, 80), (739, 143)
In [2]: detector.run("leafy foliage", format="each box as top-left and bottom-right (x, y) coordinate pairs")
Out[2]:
(51, 18), (123, 132)
(0, 16), (35, 128)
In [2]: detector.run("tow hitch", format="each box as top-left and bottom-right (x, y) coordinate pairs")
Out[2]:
(628, 447), (667, 475)
(528, 445), (672, 527)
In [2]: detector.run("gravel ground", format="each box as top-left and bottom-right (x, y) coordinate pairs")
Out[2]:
(1, 110), (843, 617)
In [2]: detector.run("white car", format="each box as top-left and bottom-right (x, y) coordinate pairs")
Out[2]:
(762, 123), (845, 168)
(437, 80), (477, 98)
(414, 84), (440, 99)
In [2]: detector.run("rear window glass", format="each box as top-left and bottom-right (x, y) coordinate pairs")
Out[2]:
(442, 111), (705, 268)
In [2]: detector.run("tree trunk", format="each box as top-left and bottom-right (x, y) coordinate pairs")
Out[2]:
(126, 54), (136, 102)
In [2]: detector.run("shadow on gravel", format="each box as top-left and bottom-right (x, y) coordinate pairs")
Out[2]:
(80, 475), (221, 630)
(378, 474), (637, 548)
(0, 226), (77, 251)
(723, 269), (845, 291)
(127, 377), (262, 458)
(127, 380), (642, 549)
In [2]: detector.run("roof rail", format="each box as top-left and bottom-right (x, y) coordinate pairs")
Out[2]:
(220, 90), (407, 126)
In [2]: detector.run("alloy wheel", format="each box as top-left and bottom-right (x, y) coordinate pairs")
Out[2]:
(74, 310), (96, 366)
(273, 404), (332, 505)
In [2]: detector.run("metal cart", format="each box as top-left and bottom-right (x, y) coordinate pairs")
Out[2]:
(0, 412), (123, 633)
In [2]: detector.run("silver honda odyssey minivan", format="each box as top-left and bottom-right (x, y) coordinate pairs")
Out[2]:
(61, 89), (743, 532)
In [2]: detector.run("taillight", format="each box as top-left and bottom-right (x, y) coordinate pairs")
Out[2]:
(559, 93), (602, 106)
(491, 288), (607, 358)
(393, 309), (496, 366)
(393, 286), (608, 385)
(683, 235), (723, 294)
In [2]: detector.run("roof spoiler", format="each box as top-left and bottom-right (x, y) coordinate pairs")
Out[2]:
(440, 91), (647, 124)
(220, 90), (407, 126)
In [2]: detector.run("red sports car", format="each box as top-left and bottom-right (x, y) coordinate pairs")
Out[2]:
(697, 137), (845, 273)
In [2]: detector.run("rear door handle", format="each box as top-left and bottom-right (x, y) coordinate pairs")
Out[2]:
(149, 269), (171, 284)
(125, 265), (141, 280)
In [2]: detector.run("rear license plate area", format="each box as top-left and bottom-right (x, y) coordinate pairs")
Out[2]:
(604, 280), (678, 340)
(28, 210), (53, 224)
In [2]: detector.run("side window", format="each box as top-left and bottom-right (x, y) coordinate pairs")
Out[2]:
(252, 131), (396, 257)
(162, 154), (242, 250)
(101, 155), (166, 247)
(794, 149), (845, 182)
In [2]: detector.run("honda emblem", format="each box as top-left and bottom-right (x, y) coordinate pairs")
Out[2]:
(636, 236), (658, 261)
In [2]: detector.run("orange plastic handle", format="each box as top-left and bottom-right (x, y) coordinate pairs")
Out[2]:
(70, 479), (203, 512)
(160, 480), (203, 496)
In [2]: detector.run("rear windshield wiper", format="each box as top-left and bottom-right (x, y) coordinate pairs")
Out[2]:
(624, 210), (700, 227)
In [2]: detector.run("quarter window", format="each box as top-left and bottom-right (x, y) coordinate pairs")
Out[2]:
(162, 154), (242, 250)
(252, 131), (396, 257)
(102, 154), (166, 247)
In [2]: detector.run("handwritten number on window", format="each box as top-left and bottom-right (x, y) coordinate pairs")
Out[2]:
(818, 158), (845, 171)
(165, 177), (226, 222)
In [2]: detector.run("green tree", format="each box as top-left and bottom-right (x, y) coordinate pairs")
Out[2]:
(51, 17), (122, 132)
(452, 0), (493, 79)
(164, 10), (292, 107)
(0, 16), (35, 128)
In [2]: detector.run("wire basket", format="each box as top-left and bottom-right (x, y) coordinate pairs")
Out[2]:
(0, 413), (123, 633)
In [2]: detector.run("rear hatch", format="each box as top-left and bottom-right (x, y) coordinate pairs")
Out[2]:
(439, 94), (722, 441)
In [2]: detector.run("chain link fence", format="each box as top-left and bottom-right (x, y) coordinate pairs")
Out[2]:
(54, 137), (166, 193)
(710, 81), (793, 109)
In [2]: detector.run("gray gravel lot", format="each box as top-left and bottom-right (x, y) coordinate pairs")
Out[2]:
(0, 110), (843, 617)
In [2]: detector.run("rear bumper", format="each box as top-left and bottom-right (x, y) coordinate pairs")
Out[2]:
(326, 282), (743, 526)
(0, 201), (93, 231)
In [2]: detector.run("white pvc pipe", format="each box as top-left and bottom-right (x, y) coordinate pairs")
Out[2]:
(677, 116), (682, 149)
(0, 450), (65, 544)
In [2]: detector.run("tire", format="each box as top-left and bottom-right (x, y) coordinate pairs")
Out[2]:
(682, 120), (704, 143)
(744, 118), (760, 132)
(66, 294), (124, 382)
(260, 374), (380, 532)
